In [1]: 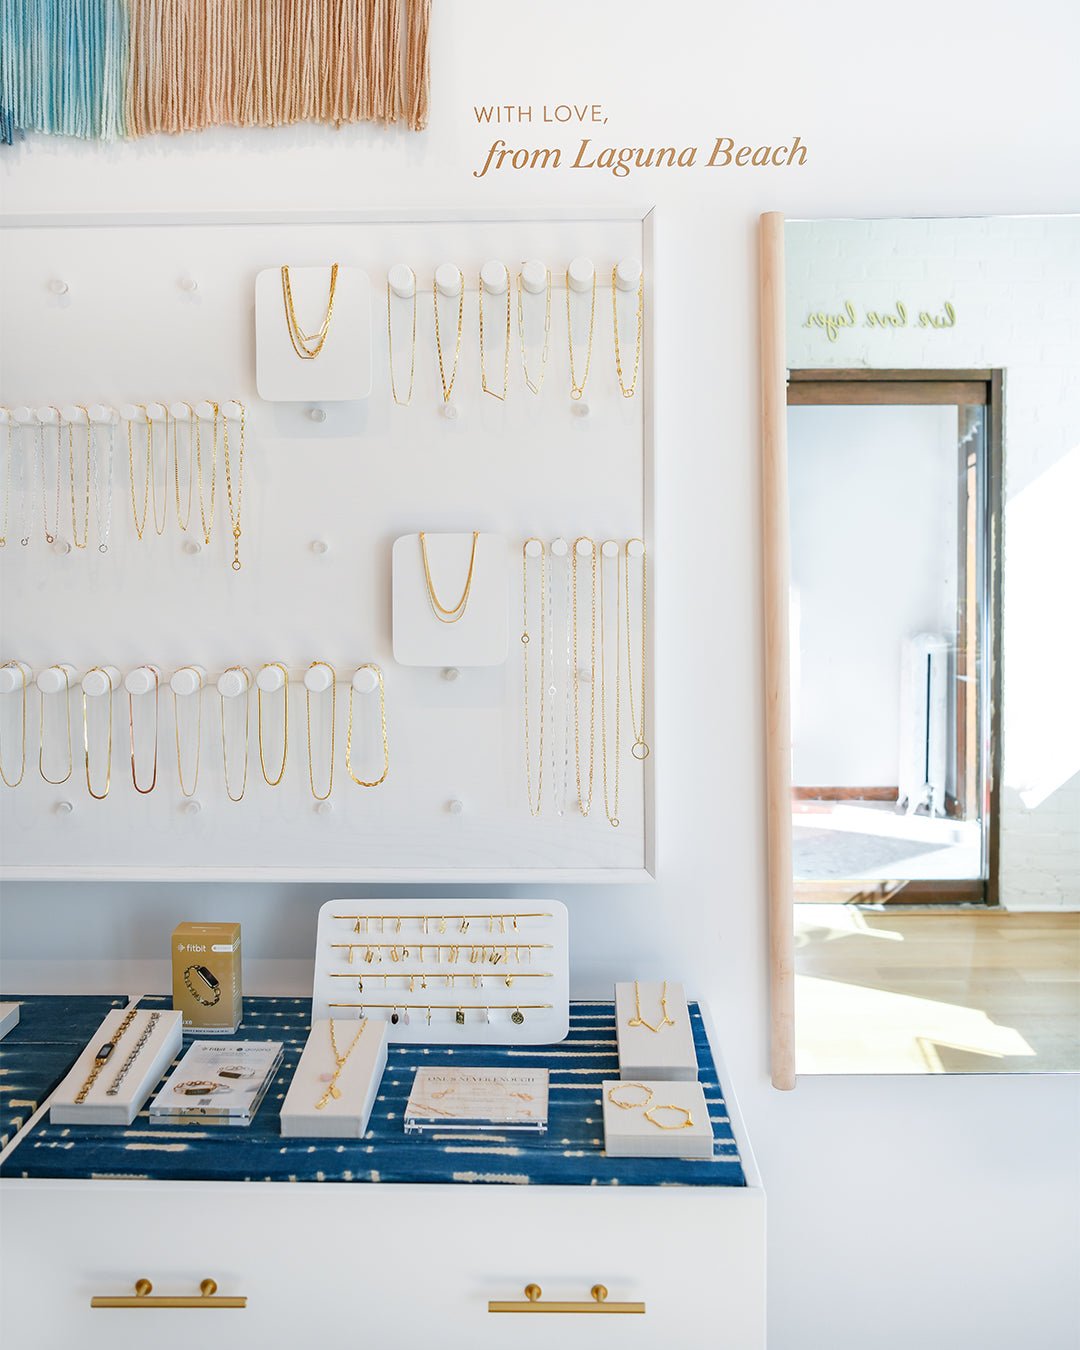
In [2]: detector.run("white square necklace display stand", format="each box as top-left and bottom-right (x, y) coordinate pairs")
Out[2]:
(311, 898), (569, 1044)
(280, 1018), (389, 1139)
(615, 981), (698, 1080)
(50, 1008), (184, 1126)
(392, 532), (509, 667)
(255, 265), (372, 402)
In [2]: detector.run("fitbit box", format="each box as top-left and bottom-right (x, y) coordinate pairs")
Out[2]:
(172, 922), (243, 1034)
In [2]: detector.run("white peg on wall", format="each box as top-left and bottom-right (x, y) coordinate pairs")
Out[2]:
(303, 664), (334, 694)
(52, 539), (72, 555)
(54, 799), (74, 815)
(169, 400), (194, 420)
(119, 403), (144, 423)
(183, 540), (203, 555)
(170, 666), (206, 697)
(179, 276), (199, 293)
(88, 404), (115, 424)
(442, 667), (460, 682)
(627, 538), (646, 558)
(81, 667), (120, 698)
(0, 661), (32, 694)
(0, 408), (11, 425)
(448, 798), (464, 815)
(550, 537), (568, 557)
(194, 401), (216, 419)
(520, 260), (547, 294)
(310, 539), (329, 555)
(182, 799), (202, 815)
(36, 664), (77, 694)
(524, 538), (543, 559)
(614, 257), (643, 292)
(315, 800), (334, 816)
(124, 665), (160, 696)
(145, 401), (168, 421)
(388, 263), (416, 299)
(255, 664), (287, 693)
(47, 278), (69, 296)
(35, 406), (61, 425)
(11, 406), (34, 424)
(567, 257), (595, 292)
(351, 667), (379, 694)
(307, 407), (327, 423)
(480, 260), (509, 294)
(217, 667), (250, 698)
(60, 405), (87, 424)
(575, 537), (593, 557)
(219, 400), (244, 421)
(601, 539), (619, 559)
(435, 263), (463, 298)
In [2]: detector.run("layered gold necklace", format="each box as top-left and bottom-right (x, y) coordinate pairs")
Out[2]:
(419, 531), (479, 624)
(281, 264), (339, 360)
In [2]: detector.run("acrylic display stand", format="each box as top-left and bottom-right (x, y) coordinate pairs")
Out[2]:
(279, 1018), (389, 1139)
(615, 981), (698, 1081)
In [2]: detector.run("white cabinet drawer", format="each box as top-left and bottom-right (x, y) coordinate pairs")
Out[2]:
(0, 1180), (764, 1348)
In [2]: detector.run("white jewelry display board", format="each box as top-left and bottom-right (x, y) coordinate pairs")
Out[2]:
(50, 1007), (184, 1126)
(392, 532), (509, 666)
(255, 266), (372, 402)
(615, 981), (698, 1081)
(279, 1018), (389, 1138)
(0, 209), (651, 881)
(311, 898), (570, 1045)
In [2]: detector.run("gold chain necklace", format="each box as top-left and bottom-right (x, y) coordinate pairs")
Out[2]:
(128, 406), (152, 541)
(625, 539), (650, 760)
(346, 665), (389, 788)
(68, 408), (92, 548)
(517, 269), (551, 395)
(173, 403), (196, 531)
(433, 277), (465, 403)
(128, 670), (159, 794)
(521, 540), (546, 816)
(566, 267), (597, 400)
(315, 1018), (367, 1109)
(281, 263), (339, 360)
(571, 537), (597, 816)
(419, 531), (479, 624)
(221, 402), (245, 571)
(0, 661), (28, 787)
(479, 272), (512, 400)
(612, 268), (644, 399)
(387, 281), (417, 407)
(42, 413), (63, 543)
(195, 404), (217, 545)
(39, 666), (73, 785)
(219, 667), (251, 803)
(306, 662), (336, 801)
(628, 980), (675, 1033)
(257, 664), (289, 787)
(149, 406), (170, 536)
(82, 669), (113, 800)
(598, 543), (622, 828)
(173, 674), (204, 798)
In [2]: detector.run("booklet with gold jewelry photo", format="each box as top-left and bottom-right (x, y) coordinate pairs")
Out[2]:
(150, 1039), (283, 1125)
(404, 1067), (549, 1133)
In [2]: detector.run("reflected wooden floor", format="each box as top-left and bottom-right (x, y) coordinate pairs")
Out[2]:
(795, 906), (1080, 1074)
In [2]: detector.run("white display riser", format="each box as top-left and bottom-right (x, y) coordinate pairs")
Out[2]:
(0, 1179), (764, 1348)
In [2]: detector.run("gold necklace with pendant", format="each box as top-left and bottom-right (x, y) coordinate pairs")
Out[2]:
(315, 1018), (367, 1109)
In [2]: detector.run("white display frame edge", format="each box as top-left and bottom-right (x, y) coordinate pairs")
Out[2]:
(0, 204), (656, 884)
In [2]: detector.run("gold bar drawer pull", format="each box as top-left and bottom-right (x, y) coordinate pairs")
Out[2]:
(489, 1283), (645, 1315)
(91, 1278), (247, 1309)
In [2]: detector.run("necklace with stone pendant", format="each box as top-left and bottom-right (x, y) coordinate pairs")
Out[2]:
(315, 1018), (367, 1109)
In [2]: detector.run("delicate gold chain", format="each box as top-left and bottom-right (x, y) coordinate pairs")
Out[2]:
(419, 531), (479, 623)
(39, 665), (73, 785)
(82, 669), (113, 800)
(433, 276), (465, 403)
(219, 667), (251, 803)
(521, 540), (546, 816)
(625, 540), (650, 760)
(316, 1018), (367, 1109)
(281, 263), (339, 360)
(387, 281), (417, 407)
(598, 543), (622, 828)
(173, 403), (195, 531)
(43, 413), (63, 543)
(174, 675), (204, 798)
(195, 404), (217, 545)
(306, 663), (336, 801)
(346, 665), (389, 787)
(517, 269), (552, 395)
(0, 661), (28, 788)
(612, 268), (644, 398)
(0, 411), (11, 547)
(257, 664), (289, 787)
(149, 406), (170, 537)
(68, 408), (92, 549)
(221, 402), (245, 571)
(479, 272), (511, 400)
(628, 979), (675, 1033)
(128, 407), (152, 541)
(128, 670), (159, 794)
(571, 538), (597, 816)
(566, 268), (597, 400)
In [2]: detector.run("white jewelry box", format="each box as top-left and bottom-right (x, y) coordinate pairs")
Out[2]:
(50, 1007), (184, 1126)
(279, 1018), (389, 1139)
(615, 980), (698, 1080)
(602, 1079), (713, 1160)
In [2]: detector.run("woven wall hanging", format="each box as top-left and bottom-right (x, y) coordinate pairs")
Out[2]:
(0, 0), (431, 146)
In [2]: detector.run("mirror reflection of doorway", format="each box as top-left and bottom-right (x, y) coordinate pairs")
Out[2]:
(786, 371), (1001, 906)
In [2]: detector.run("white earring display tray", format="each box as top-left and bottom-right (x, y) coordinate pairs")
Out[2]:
(255, 265), (372, 402)
(615, 981), (698, 1081)
(392, 532), (510, 667)
(280, 1018), (389, 1138)
(602, 1079), (713, 1159)
(312, 898), (569, 1044)
(50, 1007), (184, 1126)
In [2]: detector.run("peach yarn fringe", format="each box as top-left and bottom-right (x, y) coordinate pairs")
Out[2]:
(126, 0), (431, 136)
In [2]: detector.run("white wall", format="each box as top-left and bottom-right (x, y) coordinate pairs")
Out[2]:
(2, 3), (1079, 1348)
(788, 403), (958, 788)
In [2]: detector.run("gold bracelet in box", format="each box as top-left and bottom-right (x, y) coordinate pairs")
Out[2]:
(183, 963), (222, 1007)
